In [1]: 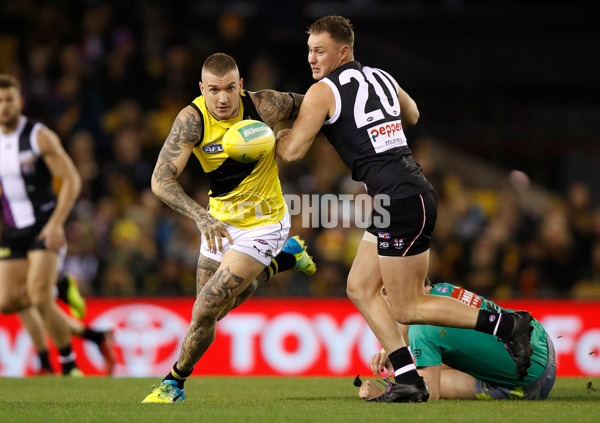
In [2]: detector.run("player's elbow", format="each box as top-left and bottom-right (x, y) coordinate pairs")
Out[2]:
(150, 175), (164, 198)
(72, 171), (82, 197)
(402, 108), (419, 126)
(278, 152), (301, 165)
(277, 146), (303, 164)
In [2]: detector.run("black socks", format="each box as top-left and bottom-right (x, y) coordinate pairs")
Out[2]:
(58, 344), (77, 375)
(81, 328), (105, 346)
(388, 347), (420, 383)
(38, 350), (53, 373)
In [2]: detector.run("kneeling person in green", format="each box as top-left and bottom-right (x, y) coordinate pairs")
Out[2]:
(359, 280), (556, 401)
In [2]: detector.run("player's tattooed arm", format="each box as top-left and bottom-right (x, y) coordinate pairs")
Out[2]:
(152, 106), (232, 252)
(151, 106), (205, 221)
(251, 90), (304, 126)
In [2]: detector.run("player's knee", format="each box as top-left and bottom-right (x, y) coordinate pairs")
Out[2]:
(26, 291), (46, 308)
(346, 283), (362, 304)
(191, 296), (221, 325)
(0, 298), (24, 314)
(0, 301), (13, 314)
(346, 275), (376, 304)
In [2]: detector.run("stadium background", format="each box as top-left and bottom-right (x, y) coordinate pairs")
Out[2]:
(0, 1), (599, 377)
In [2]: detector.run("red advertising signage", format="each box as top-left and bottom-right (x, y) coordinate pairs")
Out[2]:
(0, 298), (598, 377)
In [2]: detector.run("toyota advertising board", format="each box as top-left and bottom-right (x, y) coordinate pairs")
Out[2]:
(0, 298), (598, 377)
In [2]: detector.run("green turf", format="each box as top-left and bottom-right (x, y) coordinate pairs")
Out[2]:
(0, 377), (598, 423)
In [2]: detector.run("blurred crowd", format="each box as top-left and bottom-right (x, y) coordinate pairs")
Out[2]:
(1, 1), (599, 299)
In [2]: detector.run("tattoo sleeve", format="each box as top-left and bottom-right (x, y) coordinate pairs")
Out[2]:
(252, 90), (304, 126)
(152, 107), (205, 220)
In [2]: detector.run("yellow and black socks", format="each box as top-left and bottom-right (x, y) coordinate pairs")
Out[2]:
(263, 251), (296, 281)
(164, 363), (193, 389)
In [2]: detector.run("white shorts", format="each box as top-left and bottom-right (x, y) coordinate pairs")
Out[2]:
(200, 211), (291, 266)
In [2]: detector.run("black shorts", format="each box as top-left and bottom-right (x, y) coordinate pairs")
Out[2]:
(367, 190), (437, 257)
(0, 220), (49, 260)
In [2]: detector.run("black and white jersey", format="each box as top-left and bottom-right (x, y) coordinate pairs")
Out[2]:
(320, 61), (432, 199)
(0, 116), (56, 229)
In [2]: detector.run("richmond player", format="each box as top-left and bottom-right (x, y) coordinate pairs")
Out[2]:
(143, 53), (315, 403)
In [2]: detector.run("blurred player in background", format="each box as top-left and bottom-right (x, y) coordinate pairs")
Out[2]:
(357, 279), (556, 401)
(143, 53), (315, 403)
(276, 15), (534, 402)
(0, 74), (115, 376)
(20, 273), (115, 376)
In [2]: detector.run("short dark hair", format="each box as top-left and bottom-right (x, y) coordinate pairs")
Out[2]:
(307, 15), (354, 51)
(202, 53), (238, 77)
(0, 74), (21, 91)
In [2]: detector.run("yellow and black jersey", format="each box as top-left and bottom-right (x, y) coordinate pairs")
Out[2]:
(190, 90), (286, 229)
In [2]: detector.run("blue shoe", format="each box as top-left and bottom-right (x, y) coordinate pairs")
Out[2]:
(283, 236), (316, 275)
(142, 380), (185, 403)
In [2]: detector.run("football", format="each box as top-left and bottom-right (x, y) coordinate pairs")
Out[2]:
(222, 120), (275, 163)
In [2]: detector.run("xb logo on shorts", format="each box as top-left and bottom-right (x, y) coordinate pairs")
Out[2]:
(378, 232), (391, 249)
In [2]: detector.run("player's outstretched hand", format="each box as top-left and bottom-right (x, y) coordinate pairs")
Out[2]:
(369, 351), (393, 376)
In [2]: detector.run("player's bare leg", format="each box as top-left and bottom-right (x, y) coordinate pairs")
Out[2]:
(380, 250), (533, 379)
(0, 259), (30, 314)
(347, 237), (429, 403)
(346, 239), (405, 354)
(380, 251), (479, 327)
(27, 250), (82, 376)
(178, 249), (264, 370)
(19, 307), (54, 375)
(143, 249), (265, 403)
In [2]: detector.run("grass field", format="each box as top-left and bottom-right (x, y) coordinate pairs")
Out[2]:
(1, 377), (599, 423)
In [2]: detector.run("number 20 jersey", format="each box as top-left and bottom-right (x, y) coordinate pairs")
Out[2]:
(320, 61), (432, 199)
